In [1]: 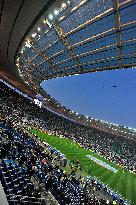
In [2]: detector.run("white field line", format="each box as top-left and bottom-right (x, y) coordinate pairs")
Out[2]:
(86, 155), (118, 173)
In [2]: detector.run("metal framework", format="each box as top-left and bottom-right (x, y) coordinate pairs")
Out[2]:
(15, 0), (136, 89)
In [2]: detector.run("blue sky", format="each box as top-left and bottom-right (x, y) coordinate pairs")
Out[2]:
(41, 69), (136, 128)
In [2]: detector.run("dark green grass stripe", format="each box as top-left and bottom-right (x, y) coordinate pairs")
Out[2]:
(119, 172), (128, 201)
(132, 175), (136, 204)
(126, 174), (133, 204)
(98, 169), (114, 186)
(126, 173), (136, 205)
(108, 171), (127, 202)
(106, 170), (121, 191)
(89, 163), (105, 177)
(110, 170), (132, 204)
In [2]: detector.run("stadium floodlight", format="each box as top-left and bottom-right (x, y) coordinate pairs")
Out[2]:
(25, 39), (32, 48)
(32, 33), (37, 38)
(48, 14), (53, 20)
(25, 81), (29, 85)
(62, 2), (66, 9)
(21, 48), (24, 53)
(54, 9), (59, 15)
(37, 27), (41, 31)
(16, 63), (19, 67)
(43, 19), (46, 24)
(16, 57), (20, 62)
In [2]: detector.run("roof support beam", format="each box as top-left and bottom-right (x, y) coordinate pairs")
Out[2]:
(51, 20), (83, 71)
(112, 0), (122, 66)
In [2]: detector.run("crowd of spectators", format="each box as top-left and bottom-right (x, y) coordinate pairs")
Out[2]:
(0, 81), (136, 173)
(0, 122), (129, 205)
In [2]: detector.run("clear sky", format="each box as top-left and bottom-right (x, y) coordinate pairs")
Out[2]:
(41, 69), (136, 128)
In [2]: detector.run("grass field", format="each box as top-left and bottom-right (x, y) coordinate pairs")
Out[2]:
(31, 129), (136, 205)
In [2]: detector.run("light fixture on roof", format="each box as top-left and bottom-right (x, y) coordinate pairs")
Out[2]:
(37, 27), (41, 31)
(43, 19), (46, 24)
(62, 2), (66, 9)
(25, 81), (29, 85)
(19, 70), (23, 76)
(54, 9), (59, 15)
(16, 63), (19, 67)
(48, 14), (53, 20)
(16, 57), (20, 62)
(25, 39), (31, 48)
(21, 48), (24, 53)
(32, 33), (37, 38)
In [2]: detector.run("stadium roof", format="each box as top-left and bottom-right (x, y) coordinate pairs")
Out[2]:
(16, 0), (136, 91)
(0, 0), (136, 92)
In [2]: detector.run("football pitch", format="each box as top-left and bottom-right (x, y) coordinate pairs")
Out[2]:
(31, 129), (136, 204)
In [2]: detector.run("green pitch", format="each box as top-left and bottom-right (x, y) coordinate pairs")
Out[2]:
(31, 129), (136, 204)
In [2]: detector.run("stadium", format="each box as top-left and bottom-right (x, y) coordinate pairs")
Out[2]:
(0, 0), (136, 205)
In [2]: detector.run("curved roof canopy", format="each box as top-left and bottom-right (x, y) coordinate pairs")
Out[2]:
(15, 0), (136, 90)
(0, 0), (53, 86)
